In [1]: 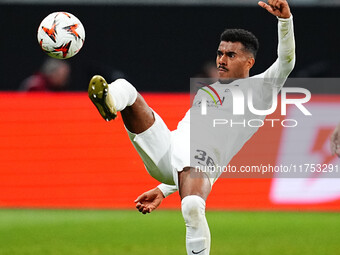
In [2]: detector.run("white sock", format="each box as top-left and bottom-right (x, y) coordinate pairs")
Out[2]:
(106, 78), (137, 112)
(181, 195), (211, 255)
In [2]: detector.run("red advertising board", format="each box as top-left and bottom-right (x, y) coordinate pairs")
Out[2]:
(0, 93), (339, 210)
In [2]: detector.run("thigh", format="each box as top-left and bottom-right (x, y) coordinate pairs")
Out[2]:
(173, 144), (221, 198)
(127, 110), (175, 185)
(191, 147), (222, 185)
(121, 94), (155, 134)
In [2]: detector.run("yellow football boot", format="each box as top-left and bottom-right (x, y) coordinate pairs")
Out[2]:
(88, 75), (117, 121)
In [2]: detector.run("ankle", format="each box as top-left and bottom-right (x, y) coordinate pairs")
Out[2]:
(107, 79), (137, 111)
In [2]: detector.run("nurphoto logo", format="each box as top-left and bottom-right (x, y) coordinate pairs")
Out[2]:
(200, 87), (311, 116)
(195, 80), (312, 128)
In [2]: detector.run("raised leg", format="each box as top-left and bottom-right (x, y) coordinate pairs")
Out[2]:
(88, 75), (155, 134)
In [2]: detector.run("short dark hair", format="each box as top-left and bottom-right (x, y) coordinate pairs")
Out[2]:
(220, 29), (259, 58)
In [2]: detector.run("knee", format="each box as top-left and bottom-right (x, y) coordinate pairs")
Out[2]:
(181, 195), (206, 228)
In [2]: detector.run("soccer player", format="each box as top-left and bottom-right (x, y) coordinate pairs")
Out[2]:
(88, 1), (295, 254)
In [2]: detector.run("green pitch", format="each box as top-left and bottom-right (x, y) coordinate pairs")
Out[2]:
(0, 209), (339, 255)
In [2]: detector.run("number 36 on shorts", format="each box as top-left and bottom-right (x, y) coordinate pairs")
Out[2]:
(193, 149), (216, 167)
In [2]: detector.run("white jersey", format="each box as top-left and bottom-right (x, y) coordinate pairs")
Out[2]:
(159, 16), (295, 196)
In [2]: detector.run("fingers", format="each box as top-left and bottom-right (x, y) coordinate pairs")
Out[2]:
(134, 191), (156, 214)
(134, 193), (147, 203)
(258, 1), (276, 15)
(269, 0), (280, 10)
(135, 202), (152, 214)
(134, 188), (163, 214)
(259, 0), (290, 18)
(136, 200), (153, 213)
(259, 1), (279, 11)
(136, 201), (145, 213)
(258, 1), (270, 10)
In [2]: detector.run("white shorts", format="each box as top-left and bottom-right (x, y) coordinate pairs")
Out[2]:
(126, 110), (220, 187)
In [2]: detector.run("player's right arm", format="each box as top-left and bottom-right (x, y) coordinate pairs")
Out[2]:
(135, 187), (165, 214)
(134, 184), (177, 214)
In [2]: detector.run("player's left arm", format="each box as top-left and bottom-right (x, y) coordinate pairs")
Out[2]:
(258, 0), (291, 19)
(258, 0), (296, 83)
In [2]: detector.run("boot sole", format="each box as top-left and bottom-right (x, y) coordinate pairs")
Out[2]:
(88, 75), (117, 121)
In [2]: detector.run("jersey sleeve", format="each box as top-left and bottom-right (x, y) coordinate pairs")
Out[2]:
(157, 183), (178, 197)
(257, 15), (296, 88)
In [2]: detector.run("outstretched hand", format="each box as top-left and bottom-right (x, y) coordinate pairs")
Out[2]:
(330, 123), (340, 157)
(134, 187), (165, 214)
(258, 0), (291, 19)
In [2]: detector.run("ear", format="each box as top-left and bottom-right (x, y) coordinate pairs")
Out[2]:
(247, 57), (255, 70)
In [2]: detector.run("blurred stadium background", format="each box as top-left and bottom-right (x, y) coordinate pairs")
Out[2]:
(1, 0), (340, 254)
